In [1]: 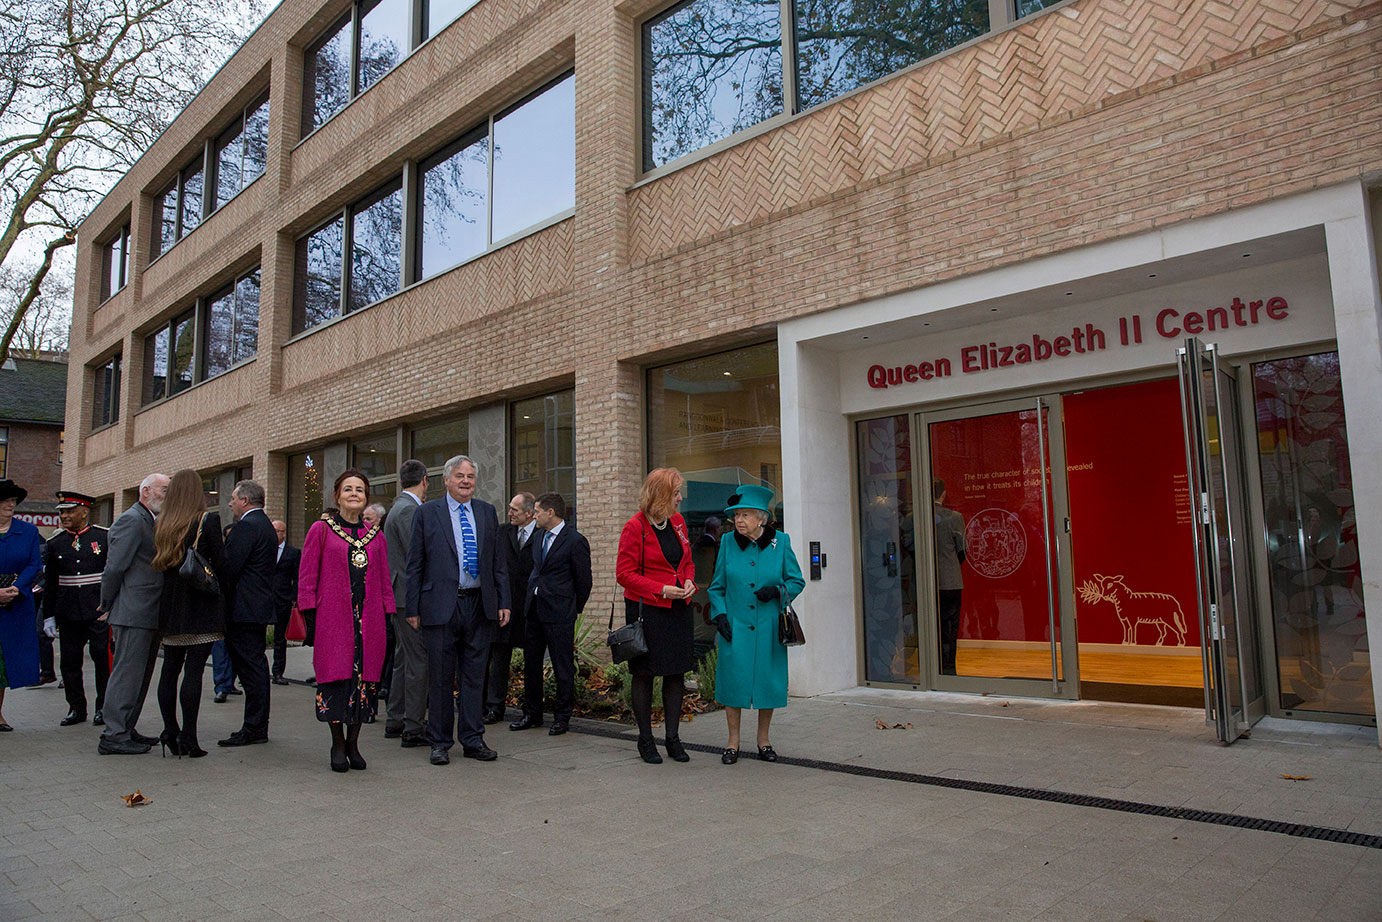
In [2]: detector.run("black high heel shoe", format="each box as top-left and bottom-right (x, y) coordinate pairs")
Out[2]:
(664, 736), (690, 763)
(159, 732), (183, 759)
(181, 737), (208, 758)
(330, 745), (349, 773)
(637, 737), (663, 764)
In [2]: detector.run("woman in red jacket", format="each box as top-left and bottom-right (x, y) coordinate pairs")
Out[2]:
(616, 468), (696, 764)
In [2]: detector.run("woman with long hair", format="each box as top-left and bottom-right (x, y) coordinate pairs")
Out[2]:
(615, 468), (697, 764)
(298, 469), (393, 772)
(151, 469), (226, 757)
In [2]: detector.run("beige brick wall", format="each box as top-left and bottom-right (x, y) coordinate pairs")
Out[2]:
(66, 0), (1382, 566)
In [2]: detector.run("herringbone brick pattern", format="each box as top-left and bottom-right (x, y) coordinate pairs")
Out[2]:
(627, 0), (1363, 263)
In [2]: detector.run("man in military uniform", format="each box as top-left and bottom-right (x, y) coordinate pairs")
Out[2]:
(45, 491), (111, 727)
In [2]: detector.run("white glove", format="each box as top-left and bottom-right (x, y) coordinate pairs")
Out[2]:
(43, 617), (58, 638)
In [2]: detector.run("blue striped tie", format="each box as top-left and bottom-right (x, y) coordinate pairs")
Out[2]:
(458, 504), (478, 578)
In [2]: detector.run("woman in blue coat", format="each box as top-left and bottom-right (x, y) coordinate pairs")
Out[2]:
(708, 485), (804, 765)
(0, 479), (44, 730)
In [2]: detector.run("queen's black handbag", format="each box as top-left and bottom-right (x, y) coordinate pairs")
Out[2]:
(179, 513), (220, 598)
(779, 603), (805, 647)
(607, 600), (648, 664)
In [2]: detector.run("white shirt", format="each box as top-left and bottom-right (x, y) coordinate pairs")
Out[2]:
(517, 521), (534, 548)
(276, 541), (285, 563)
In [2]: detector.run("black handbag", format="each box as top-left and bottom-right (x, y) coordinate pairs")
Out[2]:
(607, 600), (648, 664)
(779, 603), (805, 647)
(179, 513), (220, 597)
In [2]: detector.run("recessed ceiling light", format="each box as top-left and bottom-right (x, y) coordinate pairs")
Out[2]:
(722, 371), (732, 376)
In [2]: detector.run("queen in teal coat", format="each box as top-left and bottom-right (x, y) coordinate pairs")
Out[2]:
(708, 485), (804, 764)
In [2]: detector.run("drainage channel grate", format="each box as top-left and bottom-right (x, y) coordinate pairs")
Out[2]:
(570, 722), (1382, 850)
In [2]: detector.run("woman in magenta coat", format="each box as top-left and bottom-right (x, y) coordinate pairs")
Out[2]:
(298, 469), (394, 772)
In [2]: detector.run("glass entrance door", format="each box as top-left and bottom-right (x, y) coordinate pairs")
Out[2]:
(1178, 338), (1265, 742)
(919, 397), (1077, 697)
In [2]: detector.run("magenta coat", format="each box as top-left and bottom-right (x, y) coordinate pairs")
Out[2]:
(298, 518), (395, 685)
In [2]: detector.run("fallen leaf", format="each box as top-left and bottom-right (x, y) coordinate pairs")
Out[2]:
(876, 721), (913, 730)
(121, 789), (151, 807)
(875, 719), (888, 729)
(1281, 774), (1313, 782)
(1000, 701), (1010, 707)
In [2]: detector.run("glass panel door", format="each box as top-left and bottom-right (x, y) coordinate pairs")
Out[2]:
(856, 415), (920, 684)
(1178, 338), (1264, 742)
(920, 397), (1076, 697)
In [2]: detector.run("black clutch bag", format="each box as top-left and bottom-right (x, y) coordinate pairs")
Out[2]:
(179, 514), (220, 598)
(606, 601), (648, 664)
(779, 603), (805, 647)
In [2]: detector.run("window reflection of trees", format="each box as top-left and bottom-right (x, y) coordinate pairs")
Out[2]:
(350, 185), (403, 312)
(206, 291), (235, 378)
(358, 0), (409, 94)
(309, 21), (352, 132)
(645, 0), (783, 169)
(420, 134), (488, 278)
(234, 273), (260, 362)
(794, 0), (989, 109)
(303, 218), (344, 329)
(170, 315), (195, 394)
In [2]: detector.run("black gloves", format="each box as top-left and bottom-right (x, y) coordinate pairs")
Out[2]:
(754, 585), (780, 602)
(714, 614), (732, 642)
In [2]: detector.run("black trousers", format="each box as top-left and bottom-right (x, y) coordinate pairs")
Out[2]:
(224, 622), (271, 735)
(157, 642), (212, 745)
(523, 617), (575, 723)
(938, 589), (963, 675)
(272, 606), (292, 677)
(379, 613), (396, 692)
(423, 594), (492, 750)
(57, 618), (110, 714)
(485, 640), (518, 711)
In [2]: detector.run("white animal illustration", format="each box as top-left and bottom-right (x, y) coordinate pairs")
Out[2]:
(1077, 573), (1188, 646)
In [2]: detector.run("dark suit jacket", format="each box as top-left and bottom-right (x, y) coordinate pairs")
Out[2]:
(272, 543), (301, 614)
(498, 522), (537, 643)
(223, 507), (279, 625)
(526, 524), (592, 625)
(385, 492), (422, 613)
(405, 497), (509, 627)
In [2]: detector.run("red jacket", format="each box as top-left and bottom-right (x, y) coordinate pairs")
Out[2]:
(616, 511), (695, 607)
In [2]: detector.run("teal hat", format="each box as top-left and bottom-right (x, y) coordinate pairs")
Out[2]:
(724, 484), (775, 516)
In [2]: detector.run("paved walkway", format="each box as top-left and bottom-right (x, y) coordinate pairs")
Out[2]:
(2, 648), (1380, 922)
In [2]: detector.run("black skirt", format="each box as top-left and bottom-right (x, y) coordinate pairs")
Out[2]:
(625, 598), (692, 677)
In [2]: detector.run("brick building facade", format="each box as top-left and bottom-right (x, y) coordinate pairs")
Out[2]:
(67, 0), (1382, 738)
(1, 355), (67, 529)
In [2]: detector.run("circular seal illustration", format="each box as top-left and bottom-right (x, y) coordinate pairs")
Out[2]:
(964, 508), (1027, 579)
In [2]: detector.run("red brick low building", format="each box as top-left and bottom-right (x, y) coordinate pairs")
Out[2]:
(67, 0), (1382, 739)
(1, 355), (67, 530)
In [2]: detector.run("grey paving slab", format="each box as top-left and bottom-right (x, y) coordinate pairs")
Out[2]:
(2, 651), (1381, 921)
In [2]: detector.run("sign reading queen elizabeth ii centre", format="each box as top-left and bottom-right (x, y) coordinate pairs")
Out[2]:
(842, 252), (1337, 406)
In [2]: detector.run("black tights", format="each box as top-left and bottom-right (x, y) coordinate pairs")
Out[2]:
(157, 642), (212, 746)
(631, 673), (685, 742)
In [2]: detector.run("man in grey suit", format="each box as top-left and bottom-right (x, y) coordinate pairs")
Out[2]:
(932, 478), (967, 676)
(97, 473), (169, 754)
(384, 459), (429, 748)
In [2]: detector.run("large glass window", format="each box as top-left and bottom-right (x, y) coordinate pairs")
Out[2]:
(101, 224), (130, 301)
(358, 0), (410, 95)
(416, 73), (575, 280)
(203, 268), (261, 378)
(643, 0), (1000, 169)
(168, 311), (195, 397)
(410, 417), (469, 470)
(287, 451), (325, 545)
(492, 75), (576, 242)
(294, 179), (401, 333)
(349, 181), (403, 313)
(511, 391), (575, 522)
(418, 129), (488, 278)
(305, 15), (353, 133)
(212, 94), (270, 211)
(92, 355), (121, 428)
(154, 179), (178, 256)
(643, 0), (783, 170)
(351, 431), (399, 481)
(1254, 352), (1372, 717)
(152, 156), (207, 259)
(423, 0), (481, 39)
(180, 160), (204, 237)
(144, 327), (169, 403)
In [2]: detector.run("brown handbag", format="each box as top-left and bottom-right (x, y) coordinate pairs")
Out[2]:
(779, 603), (805, 647)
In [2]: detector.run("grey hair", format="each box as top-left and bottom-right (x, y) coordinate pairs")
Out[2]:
(366, 503), (387, 519)
(514, 492), (535, 513)
(232, 479), (266, 508)
(734, 508), (771, 526)
(442, 455), (478, 479)
(139, 473), (168, 493)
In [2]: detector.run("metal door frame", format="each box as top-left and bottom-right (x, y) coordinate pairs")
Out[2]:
(915, 395), (1079, 699)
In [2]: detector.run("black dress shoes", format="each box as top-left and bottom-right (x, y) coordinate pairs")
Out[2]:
(757, 745), (779, 763)
(98, 738), (151, 755)
(429, 746), (450, 765)
(400, 732), (428, 748)
(213, 691), (228, 703)
(217, 730), (268, 747)
(92, 710), (104, 726)
(271, 675), (290, 686)
(60, 711), (87, 727)
(482, 707), (505, 725)
(130, 730), (159, 746)
(548, 721), (569, 736)
(508, 714), (543, 731)
(721, 748), (739, 765)
(384, 724), (404, 739)
(226, 686), (243, 696)
(462, 743), (498, 761)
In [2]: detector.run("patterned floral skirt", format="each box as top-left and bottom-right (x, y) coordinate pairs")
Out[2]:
(314, 598), (377, 725)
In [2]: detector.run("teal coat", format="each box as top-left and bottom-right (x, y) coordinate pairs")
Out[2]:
(708, 526), (805, 710)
